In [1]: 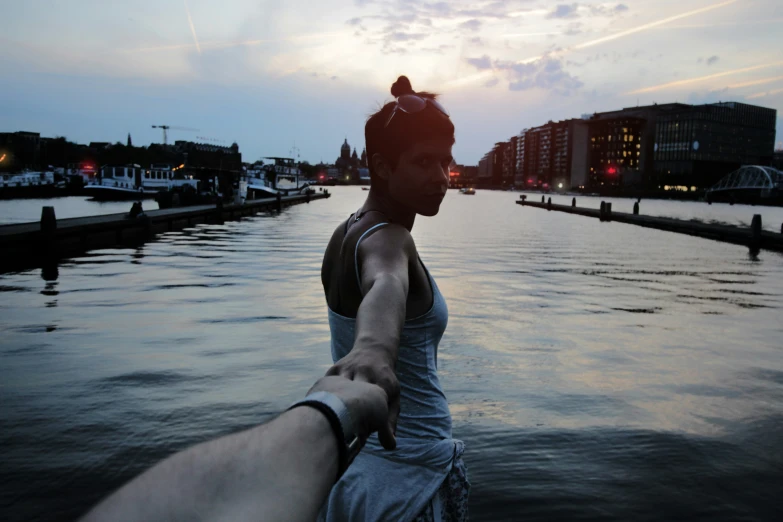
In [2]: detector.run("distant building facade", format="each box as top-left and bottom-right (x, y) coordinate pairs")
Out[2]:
(174, 140), (242, 171)
(652, 101), (776, 189)
(334, 138), (362, 180)
(477, 100), (777, 193)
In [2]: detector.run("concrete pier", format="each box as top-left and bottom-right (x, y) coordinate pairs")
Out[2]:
(516, 199), (783, 253)
(0, 192), (330, 272)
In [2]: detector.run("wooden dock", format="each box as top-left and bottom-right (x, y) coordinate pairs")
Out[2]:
(516, 197), (783, 253)
(0, 192), (330, 272)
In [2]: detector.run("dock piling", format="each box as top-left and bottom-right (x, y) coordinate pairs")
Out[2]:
(599, 201), (606, 221)
(606, 202), (612, 221)
(40, 206), (57, 235)
(541, 195), (545, 203)
(547, 197), (552, 211)
(572, 197), (576, 208)
(751, 214), (762, 247)
(633, 201), (639, 215)
(39, 206), (57, 261)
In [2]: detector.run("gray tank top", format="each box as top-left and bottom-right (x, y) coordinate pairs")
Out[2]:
(320, 219), (463, 522)
(327, 220), (452, 440)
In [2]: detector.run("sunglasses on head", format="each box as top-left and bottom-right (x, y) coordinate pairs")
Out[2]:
(385, 94), (450, 128)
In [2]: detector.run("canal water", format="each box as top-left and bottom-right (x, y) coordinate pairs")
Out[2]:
(1, 187), (782, 521)
(0, 198), (160, 225)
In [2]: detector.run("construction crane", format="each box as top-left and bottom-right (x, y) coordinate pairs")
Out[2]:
(151, 125), (200, 146)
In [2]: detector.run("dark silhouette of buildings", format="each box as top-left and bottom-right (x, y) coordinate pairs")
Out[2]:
(481, 101), (777, 193)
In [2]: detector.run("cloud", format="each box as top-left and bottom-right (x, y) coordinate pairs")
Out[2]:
(547, 4), (579, 19)
(387, 32), (427, 42)
(421, 44), (455, 54)
(589, 3), (631, 16)
(565, 22), (583, 36)
(484, 77), (500, 88)
(459, 19), (482, 32)
(706, 55), (720, 66)
(466, 54), (584, 95)
(467, 55), (493, 70)
(346, 17), (362, 26)
(503, 58), (584, 94)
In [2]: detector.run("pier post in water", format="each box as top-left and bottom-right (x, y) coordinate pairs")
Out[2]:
(606, 202), (613, 221)
(751, 214), (762, 248)
(633, 201), (639, 215)
(40, 206), (57, 260)
(41, 206), (57, 235)
(572, 197), (576, 207)
(547, 197), (552, 210)
(599, 201), (606, 221)
(541, 195), (545, 203)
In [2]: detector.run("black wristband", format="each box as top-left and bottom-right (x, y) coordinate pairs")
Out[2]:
(287, 392), (360, 481)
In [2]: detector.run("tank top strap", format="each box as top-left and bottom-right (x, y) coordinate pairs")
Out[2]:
(354, 222), (389, 292)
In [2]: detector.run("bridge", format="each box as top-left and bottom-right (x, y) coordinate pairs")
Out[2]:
(707, 165), (783, 194)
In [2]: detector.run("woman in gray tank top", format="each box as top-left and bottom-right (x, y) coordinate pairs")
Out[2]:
(319, 76), (469, 521)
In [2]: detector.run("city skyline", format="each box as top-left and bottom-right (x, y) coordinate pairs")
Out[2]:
(1, 0), (781, 165)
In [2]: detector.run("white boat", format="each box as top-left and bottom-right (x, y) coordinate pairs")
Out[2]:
(0, 170), (59, 198)
(1, 170), (55, 188)
(245, 157), (314, 199)
(85, 164), (198, 201)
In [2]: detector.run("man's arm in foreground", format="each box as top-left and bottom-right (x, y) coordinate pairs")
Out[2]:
(80, 377), (391, 522)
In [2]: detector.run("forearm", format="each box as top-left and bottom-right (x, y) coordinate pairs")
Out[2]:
(82, 407), (339, 522)
(353, 274), (406, 363)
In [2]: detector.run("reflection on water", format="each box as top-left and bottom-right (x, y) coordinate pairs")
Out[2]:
(1, 187), (782, 521)
(0, 197), (160, 225)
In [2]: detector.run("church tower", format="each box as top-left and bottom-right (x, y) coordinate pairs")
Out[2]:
(341, 138), (350, 160)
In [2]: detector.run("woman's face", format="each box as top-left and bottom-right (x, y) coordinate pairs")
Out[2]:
(388, 137), (453, 216)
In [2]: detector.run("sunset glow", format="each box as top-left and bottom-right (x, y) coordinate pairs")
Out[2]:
(0, 0), (780, 163)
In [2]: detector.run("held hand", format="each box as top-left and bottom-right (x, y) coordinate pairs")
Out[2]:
(308, 376), (396, 450)
(325, 350), (400, 450)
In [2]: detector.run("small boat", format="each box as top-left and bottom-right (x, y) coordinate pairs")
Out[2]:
(460, 187), (476, 195)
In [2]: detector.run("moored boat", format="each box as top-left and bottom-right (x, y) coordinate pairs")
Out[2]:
(85, 164), (198, 201)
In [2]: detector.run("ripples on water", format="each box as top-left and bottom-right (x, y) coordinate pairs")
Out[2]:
(1, 188), (782, 521)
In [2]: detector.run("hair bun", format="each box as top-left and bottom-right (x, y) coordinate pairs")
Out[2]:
(391, 76), (415, 98)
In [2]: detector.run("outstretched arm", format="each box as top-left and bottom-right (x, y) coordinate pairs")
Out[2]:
(326, 225), (416, 449)
(80, 377), (391, 522)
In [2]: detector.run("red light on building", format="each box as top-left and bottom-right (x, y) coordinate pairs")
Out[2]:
(449, 172), (459, 177)
(607, 167), (617, 175)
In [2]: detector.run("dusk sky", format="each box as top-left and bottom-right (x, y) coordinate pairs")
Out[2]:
(2, 0), (781, 165)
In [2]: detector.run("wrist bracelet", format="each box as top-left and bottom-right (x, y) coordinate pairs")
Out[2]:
(287, 391), (363, 481)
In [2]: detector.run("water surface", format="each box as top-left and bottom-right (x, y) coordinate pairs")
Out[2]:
(1, 187), (782, 521)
